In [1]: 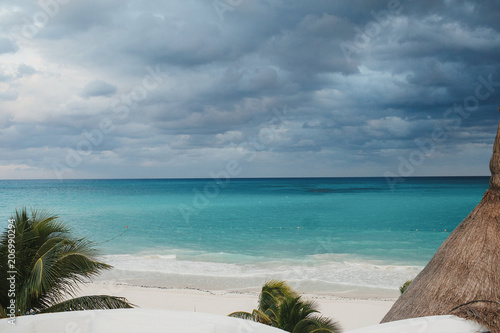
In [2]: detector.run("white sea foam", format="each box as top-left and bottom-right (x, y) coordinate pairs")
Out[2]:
(97, 252), (422, 297)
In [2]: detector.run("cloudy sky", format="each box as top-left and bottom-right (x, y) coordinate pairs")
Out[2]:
(1, 0), (499, 179)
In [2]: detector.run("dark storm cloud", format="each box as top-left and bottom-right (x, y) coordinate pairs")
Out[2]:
(0, 0), (499, 179)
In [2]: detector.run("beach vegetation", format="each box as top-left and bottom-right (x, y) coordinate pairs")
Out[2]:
(399, 280), (412, 294)
(229, 280), (341, 332)
(0, 208), (133, 318)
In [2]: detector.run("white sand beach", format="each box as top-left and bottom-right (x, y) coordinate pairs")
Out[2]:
(77, 283), (396, 331)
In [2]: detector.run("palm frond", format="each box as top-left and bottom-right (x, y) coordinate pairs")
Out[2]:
(40, 295), (134, 313)
(292, 317), (342, 333)
(0, 207), (130, 317)
(399, 280), (412, 294)
(24, 231), (110, 306)
(252, 309), (273, 325)
(277, 296), (311, 331)
(259, 279), (298, 312)
(229, 309), (273, 325)
(229, 281), (340, 333)
(229, 311), (254, 320)
(31, 209), (68, 235)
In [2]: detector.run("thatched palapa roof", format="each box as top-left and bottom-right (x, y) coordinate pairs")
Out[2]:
(381, 111), (500, 332)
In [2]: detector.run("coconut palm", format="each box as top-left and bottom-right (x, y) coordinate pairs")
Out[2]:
(229, 280), (341, 333)
(0, 208), (133, 318)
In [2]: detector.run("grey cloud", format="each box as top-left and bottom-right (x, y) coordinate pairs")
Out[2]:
(0, 90), (19, 101)
(0, 72), (12, 82)
(0, 0), (499, 178)
(17, 64), (36, 77)
(0, 38), (18, 54)
(81, 80), (117, 98)
(260, 13), (360, 77)
(34, 0), (125, 39)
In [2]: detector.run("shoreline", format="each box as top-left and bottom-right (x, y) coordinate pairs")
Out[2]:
(94, 262), (409, 299)
(76, 282), (397, 331)
(86, 280), (399, 301)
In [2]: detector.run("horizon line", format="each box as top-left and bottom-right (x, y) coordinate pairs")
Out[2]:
(0, 175), (491, 181)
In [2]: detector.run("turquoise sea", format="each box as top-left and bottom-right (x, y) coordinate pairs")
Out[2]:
(0, 177), (489, 296)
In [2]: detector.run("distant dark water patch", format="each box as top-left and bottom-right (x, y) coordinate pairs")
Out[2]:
(306, 187), (382, 194)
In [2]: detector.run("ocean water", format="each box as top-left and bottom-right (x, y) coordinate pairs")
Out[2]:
(0, 177), (489, 296)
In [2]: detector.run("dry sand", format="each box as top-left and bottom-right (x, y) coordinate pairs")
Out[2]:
(77, 282), (396, 331)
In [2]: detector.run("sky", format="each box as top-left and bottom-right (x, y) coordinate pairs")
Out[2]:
(1, 0), (499, 180)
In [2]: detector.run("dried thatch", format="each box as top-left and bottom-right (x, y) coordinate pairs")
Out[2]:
(451, 301), (500, 332)
(381, 115), (500, 333)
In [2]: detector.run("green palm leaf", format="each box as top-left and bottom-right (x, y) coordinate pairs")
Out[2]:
(229, 309), (273, 325)
(228, 280), (341, 333)
(0, 207), (134, 317)
(276, 296), (315, 331)
(228, 311), (254, 320)
(40, 295), (134, 313)
(399, 280), (412, 294)
(292, 317), (342, 333)
(259, 280), (298, 312)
